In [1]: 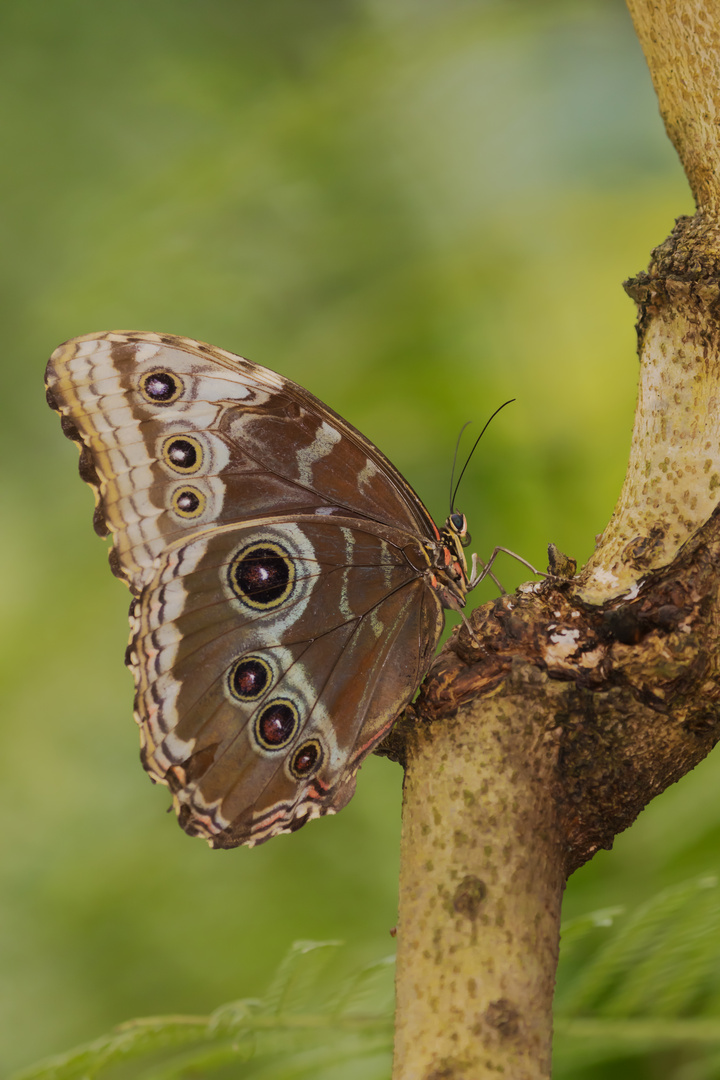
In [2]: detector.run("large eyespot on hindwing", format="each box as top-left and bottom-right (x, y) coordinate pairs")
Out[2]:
(228, 540), (296, 610)
(253, 698), (300, 752)
(227, 655), (274, 703)
(288, 738), (324, 781)
(170, 485), (207, 519)
(161, 434), (204, 474)
(139, 370), (184, 405)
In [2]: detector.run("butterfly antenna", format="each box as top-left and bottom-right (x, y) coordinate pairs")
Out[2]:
(451, 399), (515, 511)
(449, 421), (472, 515)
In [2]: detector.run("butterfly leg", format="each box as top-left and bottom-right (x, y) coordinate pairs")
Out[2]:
(469, 547), (546, 591)
(470, 552), (506, 594)
(459, 609), (484, 646)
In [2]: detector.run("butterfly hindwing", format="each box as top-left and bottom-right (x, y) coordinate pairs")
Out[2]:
(131, 516), (443, 846)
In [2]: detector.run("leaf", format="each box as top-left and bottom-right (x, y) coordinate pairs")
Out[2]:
(8, 1017), (216, 1080)
(331, 955), (395, 1018)
(559, 905), (625, 950)
(554, 876), (720, 1076)
(15, 880), (720, 1080)
(9, 942), (391, 1080)
(262, 939), (344, 1015)
(559, 876), (719, 1017)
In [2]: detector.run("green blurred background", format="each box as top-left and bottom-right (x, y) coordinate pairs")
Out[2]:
(1, 0), (714, 1074)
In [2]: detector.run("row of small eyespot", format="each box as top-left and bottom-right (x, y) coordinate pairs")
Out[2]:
(140, 371), (208, 518)
(228, 652), (323, 778)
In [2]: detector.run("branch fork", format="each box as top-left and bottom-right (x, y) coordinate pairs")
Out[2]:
(389, 2), (720, 1074)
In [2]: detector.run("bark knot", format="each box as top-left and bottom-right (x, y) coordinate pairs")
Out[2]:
(484, 997), (521, 1038)
(452, 875), (487, 919)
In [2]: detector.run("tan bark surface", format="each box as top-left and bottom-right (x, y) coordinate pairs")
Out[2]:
(389, 2), (720, 1077)
(394, 691), (564, 1079)
(581, 0), (720, 604)
(625, 0), (720, 214)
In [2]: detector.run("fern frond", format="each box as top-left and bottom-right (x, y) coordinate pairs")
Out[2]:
(14, 878), (720, 1080)
(558, 875), (718, 1016)
(263, 939), (343, 1015)
(554, 876), (720, 1075)
(9, 942), (393, 1080)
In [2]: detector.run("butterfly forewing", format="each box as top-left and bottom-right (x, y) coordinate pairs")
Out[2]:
(46, 332), (437, 593)
(46, 331), (457, 846)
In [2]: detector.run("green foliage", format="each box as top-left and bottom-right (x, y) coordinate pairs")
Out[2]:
(14, 880), (720, 1079)
(1, 2), (714, 1079)
(10, 942), (394, 1080)
(556, 877), (720, 1077)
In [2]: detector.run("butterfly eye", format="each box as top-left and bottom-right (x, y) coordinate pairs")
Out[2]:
(450, 512), (465, 533)
(228, 655), (273, 702)
(140, 370), (183, 404)
(162, 435), (204, 474)
(228, 541), (296, 610)
(289, 739), (323, 780)
(254, 699), (300, 751)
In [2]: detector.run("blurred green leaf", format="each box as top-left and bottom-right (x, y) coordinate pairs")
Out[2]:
(15, 884), (720, 1080)
(555, 878), (720, 1075)
(263, 940), (344, 1015)
(9, 942), (394, 1080)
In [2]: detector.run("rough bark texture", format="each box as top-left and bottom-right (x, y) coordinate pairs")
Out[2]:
(624, 0), (720, 215)
(578, 0), (720, 605)
(580, 259), (720, 605)
(421, 511), (720, 877)
(389, 1), (720, 1077)
(393, 689), (564, 1079)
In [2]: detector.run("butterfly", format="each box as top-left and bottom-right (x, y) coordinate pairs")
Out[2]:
(46, 331), (495, 848)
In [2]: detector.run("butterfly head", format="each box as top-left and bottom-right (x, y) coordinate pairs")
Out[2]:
(448, 511), (472, 548)
(433, 510), (472, 611)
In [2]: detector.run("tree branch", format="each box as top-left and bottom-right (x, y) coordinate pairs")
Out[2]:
(626, 0), (720, 216)
(389, 1), (720, 1077)
(393, 683), (564, 1078)
(581, 0), (720, 606)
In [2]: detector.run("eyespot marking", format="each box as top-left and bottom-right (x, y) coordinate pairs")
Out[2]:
(140, 370), (183, 405)
(170, 485), (206, 518)
(228, 655), (273, 702)
(228, 541), (295, 610)
(162, 435), (203, 474)
(253, 699), (299, 751)
(289, 739), (323, 780)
